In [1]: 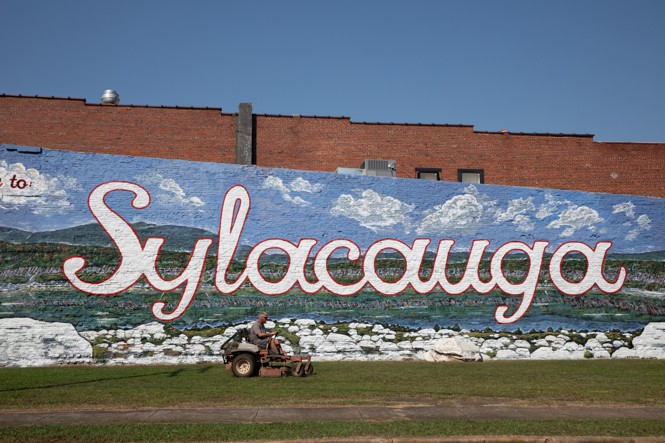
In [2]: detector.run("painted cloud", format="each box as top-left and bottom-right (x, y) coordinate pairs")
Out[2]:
(417, 194), (483, 235)
(612, 201), (636, 218)
(494, 197), (536, 232)
(331, 189), (414, 233)
(263, 176), (322, 206)
(289, 177), (324, 194)
(613, 201), (651, 241)
(136, 172), (204, 208)
(536, 193), (572, 220)
(531, 193), (607, 238)
(0, 161), (78, 215)
(416, 185), (496, 235)
(547, 205), (604, 237)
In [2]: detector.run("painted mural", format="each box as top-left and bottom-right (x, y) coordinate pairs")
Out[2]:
(1, 144), (665, 365)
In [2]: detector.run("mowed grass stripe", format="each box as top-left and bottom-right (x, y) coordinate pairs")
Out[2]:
(2, 420), (665, 442)
(1, 360), (664, 411)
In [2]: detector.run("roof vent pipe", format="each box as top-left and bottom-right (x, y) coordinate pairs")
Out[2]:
(100, 89), (120, 105)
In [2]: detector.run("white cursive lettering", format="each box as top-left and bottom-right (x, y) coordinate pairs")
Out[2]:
(63, 182), (627, 325)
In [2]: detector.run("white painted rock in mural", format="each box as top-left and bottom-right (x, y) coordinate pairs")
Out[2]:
(295, 319), (316, 327)
(131, 322), (166, 337)
(298, 335), (326, 351)
(630, 323), (665, 359)
(426, 336), (482, 362)
(529, 347), (585, 360)
(0, 318), (92, 367)
(611, 347), (638, 359)
(495, 348), (531, 360)
(632, 323), (665, 349)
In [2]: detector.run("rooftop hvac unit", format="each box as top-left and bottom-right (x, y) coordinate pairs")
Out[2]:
(360, 159), (396, 177)
(336, 167), (365, 175)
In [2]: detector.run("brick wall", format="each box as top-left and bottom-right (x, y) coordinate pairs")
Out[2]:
(0, 95), (236, 163)
(2, 95), (664, 197)
(255, 114), (665, 197)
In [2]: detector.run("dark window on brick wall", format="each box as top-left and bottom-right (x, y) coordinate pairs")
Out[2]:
(416, 167), (441, 181)
(458, 169), (484, 184)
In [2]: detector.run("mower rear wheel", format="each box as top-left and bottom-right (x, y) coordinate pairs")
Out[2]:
(231, 354), (257, 377)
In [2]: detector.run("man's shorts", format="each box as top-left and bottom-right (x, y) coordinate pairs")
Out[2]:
(253, 338), (270, 348)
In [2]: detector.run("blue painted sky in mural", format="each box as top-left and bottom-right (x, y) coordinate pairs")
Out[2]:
(2, 146), (663, 254)
(1, 1), (665, 143)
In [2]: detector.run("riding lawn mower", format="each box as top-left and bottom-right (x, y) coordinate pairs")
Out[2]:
(220, 327), (313, 377)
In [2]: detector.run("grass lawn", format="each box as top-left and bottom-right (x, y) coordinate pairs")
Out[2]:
(2, 420), (665, 442)
(1, 360), (664, 441)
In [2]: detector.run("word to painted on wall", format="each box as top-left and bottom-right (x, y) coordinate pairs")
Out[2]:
(0, 174), (33, 189)
(62, 182), (627, 325)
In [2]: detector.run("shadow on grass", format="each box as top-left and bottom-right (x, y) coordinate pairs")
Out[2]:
(0, 365), (217, 393)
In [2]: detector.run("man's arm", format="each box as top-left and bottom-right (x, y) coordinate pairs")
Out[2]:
(256, 330), (277, 339)
(252, 322), (277, 339)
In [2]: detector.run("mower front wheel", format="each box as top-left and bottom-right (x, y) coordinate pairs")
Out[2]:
(293, 364), (305, 377)
(231, 354), (257, 377)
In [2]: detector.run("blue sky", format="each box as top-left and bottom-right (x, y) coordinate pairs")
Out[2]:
(2, 147), (663, 254)
(1, 1), (664, 142)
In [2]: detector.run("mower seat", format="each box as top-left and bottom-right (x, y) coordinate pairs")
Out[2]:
(235, 342), (260, 353)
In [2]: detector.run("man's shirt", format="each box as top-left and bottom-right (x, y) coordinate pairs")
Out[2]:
(250, 321), (266, 343)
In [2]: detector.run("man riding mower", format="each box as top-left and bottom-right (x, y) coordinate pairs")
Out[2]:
(220, 312), (314, 378)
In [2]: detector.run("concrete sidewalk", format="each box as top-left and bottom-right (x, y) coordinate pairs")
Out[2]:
(2, 402), (665, 425)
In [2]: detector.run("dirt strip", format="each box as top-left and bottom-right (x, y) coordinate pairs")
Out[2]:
(1, 403), (665, 425)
